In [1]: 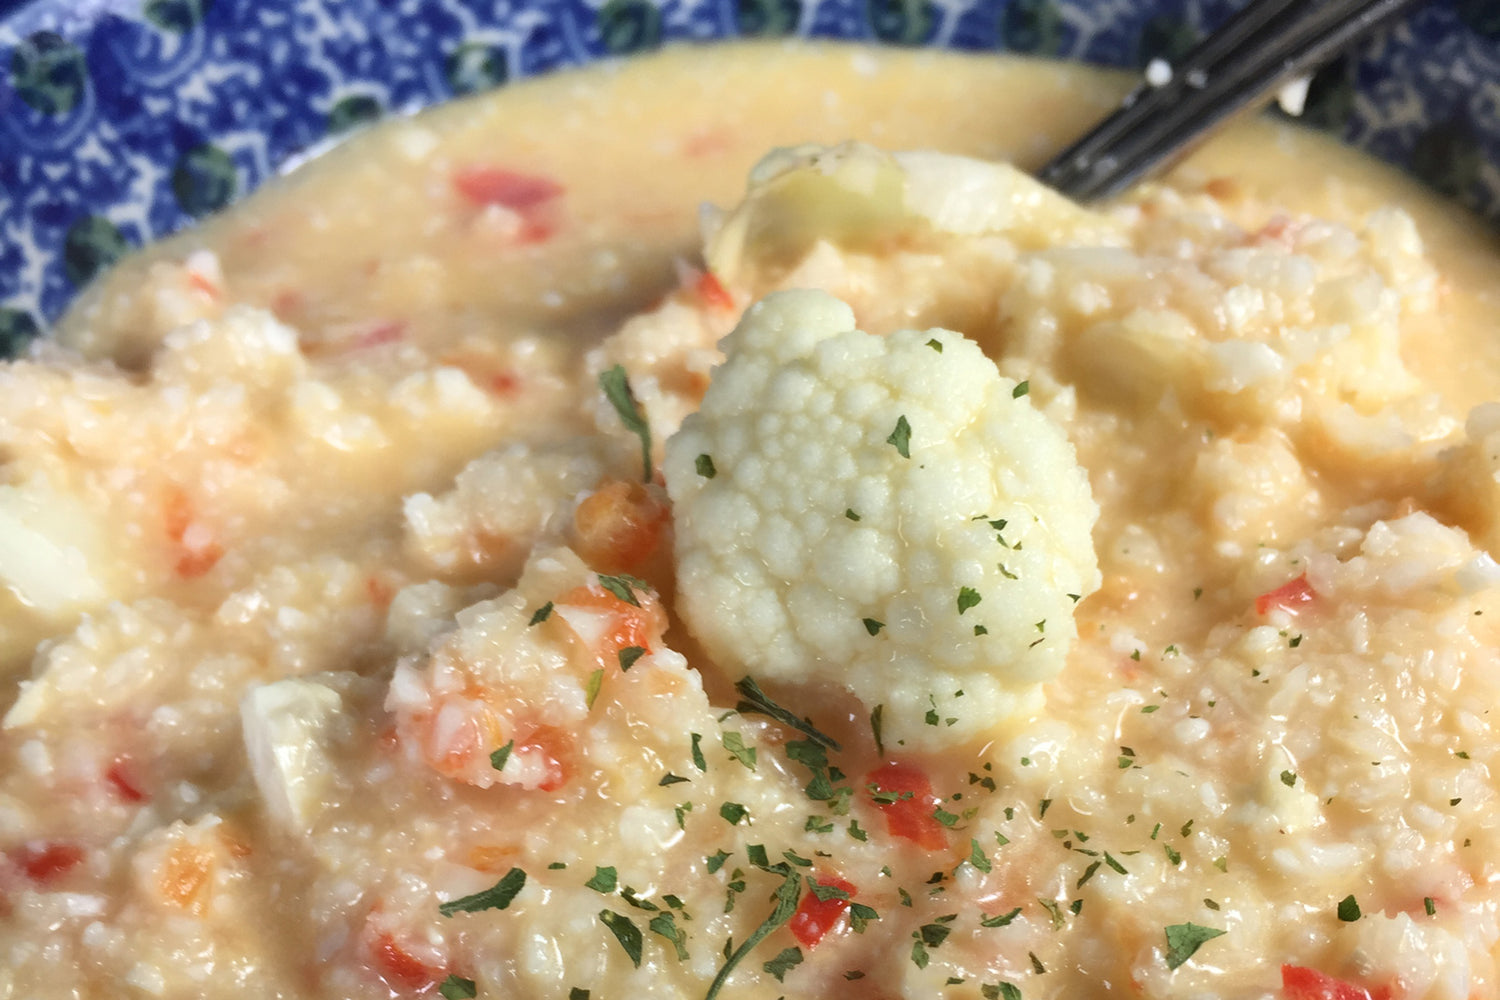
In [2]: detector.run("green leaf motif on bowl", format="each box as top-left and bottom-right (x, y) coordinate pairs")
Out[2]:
(446, 41), (510, 96)
(599, 0), (663, 56)
(144, 0), (212, 34)
(172, 144), (238, 218)
(63, 216), (130, 290)
(327, 93), (384, 135)
(736, 0), (802, 37)
(10, 31), (87, 116)
(0, 308), (41, 356)
(1000, 0), (1064, 56)
(868, 0), (938, 46)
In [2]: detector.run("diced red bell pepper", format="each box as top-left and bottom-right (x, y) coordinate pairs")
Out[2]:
(789, 877), (856, 948)
(1282, 964), (1391, 1000)
(16, 842), (84, 883)
(695, 270), (734, 312)
(451, 167), (563, 211)
(106, 759), (148, 803)
(349, 319), (406, 351)
(372, 933), (441, 992)
(865, 762), (948, 850)
(1256, 573), (1317, 616)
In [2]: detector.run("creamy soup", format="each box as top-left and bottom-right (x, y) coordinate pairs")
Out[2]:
(3, 41), (1500, 1000)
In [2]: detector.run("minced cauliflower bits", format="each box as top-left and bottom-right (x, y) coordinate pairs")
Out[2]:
(663, 289), (1100, 749)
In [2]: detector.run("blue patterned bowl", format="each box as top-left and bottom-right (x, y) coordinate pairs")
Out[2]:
(1, 0), (1496, 354)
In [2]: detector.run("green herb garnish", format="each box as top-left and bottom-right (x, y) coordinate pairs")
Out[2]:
(704, 869), (801, 1000)
(598, 910), (643, 967)
(585, 866), (618, 893)
(596, 573), (648, 607)
(721, 732), (757, 770)
(734, 677), (840, 750)
(980, 907), (1022, 928)
(650, 912), (690, 960)
(763, 947), (803, 982)
(599, 365), (651, 481)
(439, 975), (477, 999)
(1163, 922), (1225, 969)
(439, 868), (527, 917)
(886, 415), (912, 458)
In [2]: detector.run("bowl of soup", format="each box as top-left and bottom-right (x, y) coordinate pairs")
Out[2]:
(2, 2), (1500, 998)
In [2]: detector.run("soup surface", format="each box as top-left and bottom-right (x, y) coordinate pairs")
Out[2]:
(4, 41), (1500, 1000)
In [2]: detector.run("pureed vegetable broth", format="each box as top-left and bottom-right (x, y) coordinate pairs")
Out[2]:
(2, 41), (1500, 999)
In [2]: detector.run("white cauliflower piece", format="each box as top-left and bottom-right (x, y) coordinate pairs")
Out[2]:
(241, 677), (346, 835)
(663, 289), (1100, 750)
(0, 474), (111, 616)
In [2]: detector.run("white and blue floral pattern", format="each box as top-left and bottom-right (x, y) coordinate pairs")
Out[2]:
(0, 0), (1495, 352)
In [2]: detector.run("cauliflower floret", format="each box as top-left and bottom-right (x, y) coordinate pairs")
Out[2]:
(663, 289), (1100, 749)
(704, 142), (1120, 294)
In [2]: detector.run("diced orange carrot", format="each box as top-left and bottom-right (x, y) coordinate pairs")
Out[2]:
(159, 842), (213, 912)
(572, 480), (670, 574)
